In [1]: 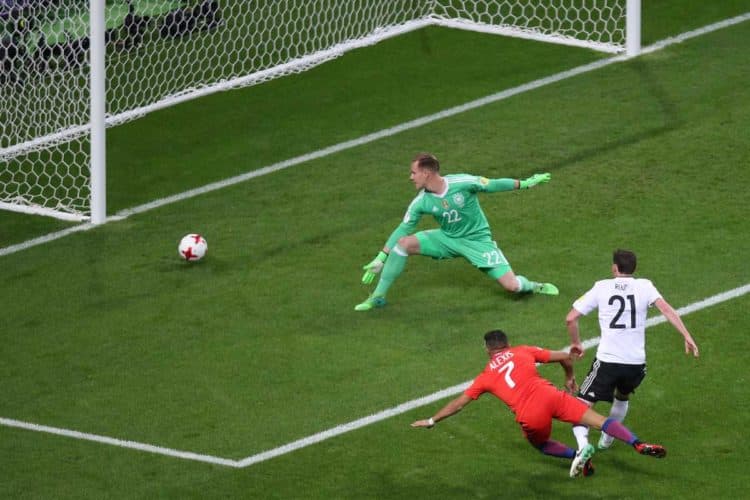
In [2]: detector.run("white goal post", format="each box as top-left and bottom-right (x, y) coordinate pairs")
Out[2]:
(0, 0), (640, 223)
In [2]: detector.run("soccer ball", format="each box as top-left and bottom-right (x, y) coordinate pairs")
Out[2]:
(178, 234), (207, 261)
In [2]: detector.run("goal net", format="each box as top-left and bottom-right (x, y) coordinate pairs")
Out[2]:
(0, 0), (636, 222)
(433, 1), (629, 53)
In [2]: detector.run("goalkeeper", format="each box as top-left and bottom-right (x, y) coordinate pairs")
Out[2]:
(356, 153), (558, 311)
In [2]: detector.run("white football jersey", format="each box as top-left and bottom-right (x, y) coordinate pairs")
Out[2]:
(573, 277), (662, 364)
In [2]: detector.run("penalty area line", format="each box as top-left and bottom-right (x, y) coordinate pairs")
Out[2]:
(0, 283), (748, 467)
(234, 283), (749, 468)
(0, 417), (240, 468)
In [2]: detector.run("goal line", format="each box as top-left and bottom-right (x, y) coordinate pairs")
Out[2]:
(2, 11), (749, 260)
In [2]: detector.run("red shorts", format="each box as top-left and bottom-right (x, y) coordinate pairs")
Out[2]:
(515, 386), (589, 446)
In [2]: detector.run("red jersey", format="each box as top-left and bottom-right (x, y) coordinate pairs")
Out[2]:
(464, 345), (555, 416)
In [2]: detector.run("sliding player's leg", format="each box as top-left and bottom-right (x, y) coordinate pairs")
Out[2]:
(519, 391), (594, 478)
(598, 390), (632, 450)
(579, 408), (666, 458)
(521, 411), (575, 458)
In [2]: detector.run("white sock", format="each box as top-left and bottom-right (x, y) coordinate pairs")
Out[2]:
(573, 425), (590, 450)
(609, 398), (629, 423)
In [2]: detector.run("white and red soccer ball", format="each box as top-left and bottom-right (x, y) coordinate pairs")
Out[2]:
(178, 234), (207, 261)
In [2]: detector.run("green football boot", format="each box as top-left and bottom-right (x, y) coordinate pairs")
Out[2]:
(534, 283), (559, 296)
(354, 295), (387, 311)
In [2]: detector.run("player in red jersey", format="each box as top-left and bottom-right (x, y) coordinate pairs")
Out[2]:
(412, 330), (666, 478)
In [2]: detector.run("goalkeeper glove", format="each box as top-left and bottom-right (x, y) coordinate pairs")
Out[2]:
(519, 172), (551, 189)
(361, 251), (388, 284)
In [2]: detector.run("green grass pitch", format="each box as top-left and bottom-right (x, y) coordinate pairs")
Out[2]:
(1, 1), (750, 498)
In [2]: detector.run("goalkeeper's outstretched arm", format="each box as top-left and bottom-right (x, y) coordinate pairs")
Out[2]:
(481, 173), (551, 193)
(361, 216), (419, 284)
(519, 172), (551, 189)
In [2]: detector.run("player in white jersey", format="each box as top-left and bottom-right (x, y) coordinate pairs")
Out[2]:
(565, 249), (699, 451)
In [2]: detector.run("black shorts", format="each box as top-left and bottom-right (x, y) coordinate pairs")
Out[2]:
(577, 358), (646, 403)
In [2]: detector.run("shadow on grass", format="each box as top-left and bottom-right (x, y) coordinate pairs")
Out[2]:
(544, 60), (683, 174)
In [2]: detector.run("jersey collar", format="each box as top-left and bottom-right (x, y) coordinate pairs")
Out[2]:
(427, 178), (449, 197)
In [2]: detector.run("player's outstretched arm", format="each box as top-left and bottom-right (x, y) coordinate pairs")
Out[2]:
(411, 394), (473, 428)
(565, 308), (585, 358)
(547, 350), (578, 393)
(654, 298), (699, 357)
(519, 172), (551, 189)
(361, 250), (388, 284)
(481, 174), (551, 193)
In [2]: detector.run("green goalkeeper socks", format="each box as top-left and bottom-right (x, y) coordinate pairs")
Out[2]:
(519, 276), (559, 295)
(516, 275), (538, 293)
(373, 245), (408, 297)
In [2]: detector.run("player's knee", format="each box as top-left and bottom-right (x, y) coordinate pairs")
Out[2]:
(396, 236), (419, 254)
(614, 390), (631, 401)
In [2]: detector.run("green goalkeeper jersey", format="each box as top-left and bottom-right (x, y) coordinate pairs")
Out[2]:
(385, 174), (516, 248)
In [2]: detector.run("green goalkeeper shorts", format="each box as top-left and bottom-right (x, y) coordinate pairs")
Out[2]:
(415, 229), (512, 279)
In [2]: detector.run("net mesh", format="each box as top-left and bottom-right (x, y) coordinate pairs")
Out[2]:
(0, 0), (627, 219)
(433, 1), (625, 48)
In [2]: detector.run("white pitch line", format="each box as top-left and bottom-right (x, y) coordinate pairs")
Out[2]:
(0, 223), (99, 258)
(640, 11), (750, 56)
(2, 11), (748, 259)
(2, 14), (749, 467)
(4, 283), (745, 467)
(233, 283), (749, 468)
(0, 417), (240, 468)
